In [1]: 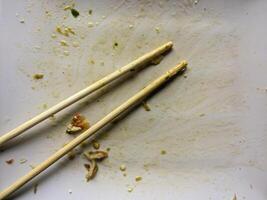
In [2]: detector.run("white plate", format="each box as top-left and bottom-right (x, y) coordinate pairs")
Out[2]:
(1, 0), (267, 199)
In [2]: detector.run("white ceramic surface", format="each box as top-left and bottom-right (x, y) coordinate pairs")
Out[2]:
(1, 0), (267, 199)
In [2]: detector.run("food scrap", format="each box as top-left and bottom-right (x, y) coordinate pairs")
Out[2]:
(33, 183), (38, 194)
(135, 176), (142, 182)
(5, 159), (14, 165)
(84, 160), (98, 181)
(83, 149), (108, 181)
(33, 74), (44, 80)
(60, 40), (68, 46)
(127, 187), (133, 192)
(160, 150), (166, 155)
(119, 164), (126, 172)
(19, 159), (27, 164)
(88, 9), (93, 15)
(113, 42), (119, 49)
(92, 141), (100, 149)
(84, 150), (108, 161)
(142, 101), (151, 111)
(66, 114), (89, 134)
(71, 8), (80, 18)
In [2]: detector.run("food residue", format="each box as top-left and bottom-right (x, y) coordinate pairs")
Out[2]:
(92, 141), (100, 149)
(84, 150), (108, 161)
(83, 149), (108, 181)
(19, 159), (27, 164)
(88, 9), (93, 15)
(135, 176), (142, 182)
(33, 74), (44, 80)
(60, 40), (68, 46)
(84, 160), (98, 181)
(71, 8), (79, 18)
(33, 183), (38, 194)
(161, 150), (166, 155)
(127, 187), (133, 192)
(119, 164), (126, 171)
(113, 42), (119, 49)
(5, 159), (14, 165)
(66, 114), (89, 134)
(142, 101), (151, 111)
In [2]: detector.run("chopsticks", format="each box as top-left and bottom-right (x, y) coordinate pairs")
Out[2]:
(0, 61), (187, 200)
(0, 41), (173, 147)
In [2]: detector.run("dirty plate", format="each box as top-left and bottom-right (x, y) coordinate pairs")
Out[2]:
(1, 0), (267, 199)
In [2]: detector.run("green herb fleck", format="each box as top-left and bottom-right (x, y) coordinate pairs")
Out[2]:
(89, 9), (93, 15)
(71, 8), (79, 18)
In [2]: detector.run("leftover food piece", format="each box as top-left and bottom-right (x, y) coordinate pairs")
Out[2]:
(127, 187), (133, 192)
(161, 150), (166, 155)
(84, 160), (98, 181)
(120, 164), (126, 171)
(71, 8), (79, 18)
(33, 74), (44, 80)
(19, 159), (27, 164)
(5, 159), (14, 164)
(88, 9), (93, 15)
(66, 114), (89, 134)
(135, 176), (142, 182)
(84, 150), (108, 161)
(33, 184), (38, 194)
(142, 101), (151, 111)
(92, 141), (100, 149)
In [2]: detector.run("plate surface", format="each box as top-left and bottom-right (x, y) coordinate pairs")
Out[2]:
(1, 0), (267, 199)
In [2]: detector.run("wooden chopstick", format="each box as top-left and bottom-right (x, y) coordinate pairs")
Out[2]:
(0, 41), (173, 147)
(0, 61), (187, 200)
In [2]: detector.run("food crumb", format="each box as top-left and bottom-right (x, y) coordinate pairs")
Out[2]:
(33, 74), (44, 80)
(60, 40), (68, 46)
(155, 27), (160, 33)
(5, 159), (14, 165)
(123, 172), (127, 177)
(129, 24), (134, 29)
(127, 187), (133, 192)
(113, 42), (119, 49)
(51, 33), (57, 38)
(88, 9), (93, 15)
(19, 159), (27, 164)
(33, 184), (38, 194)
(161, 150), (167, 155)
(19, 18), (25, 23)
(199, 113), (205, 117)
(92, 141), (100, 149)
(142, 101), (151, 111)
(84, 160), (98, 181)
(66, 114), (89, 134)
(43, 104), (48, 109)
(119, 164), (126, 171)
(64, 5), (71, 10)
(135, 176), (142, 182)
(84, 150), (108, 161)
(71, 8), (79, 18)
(106, 147), (111, 151)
